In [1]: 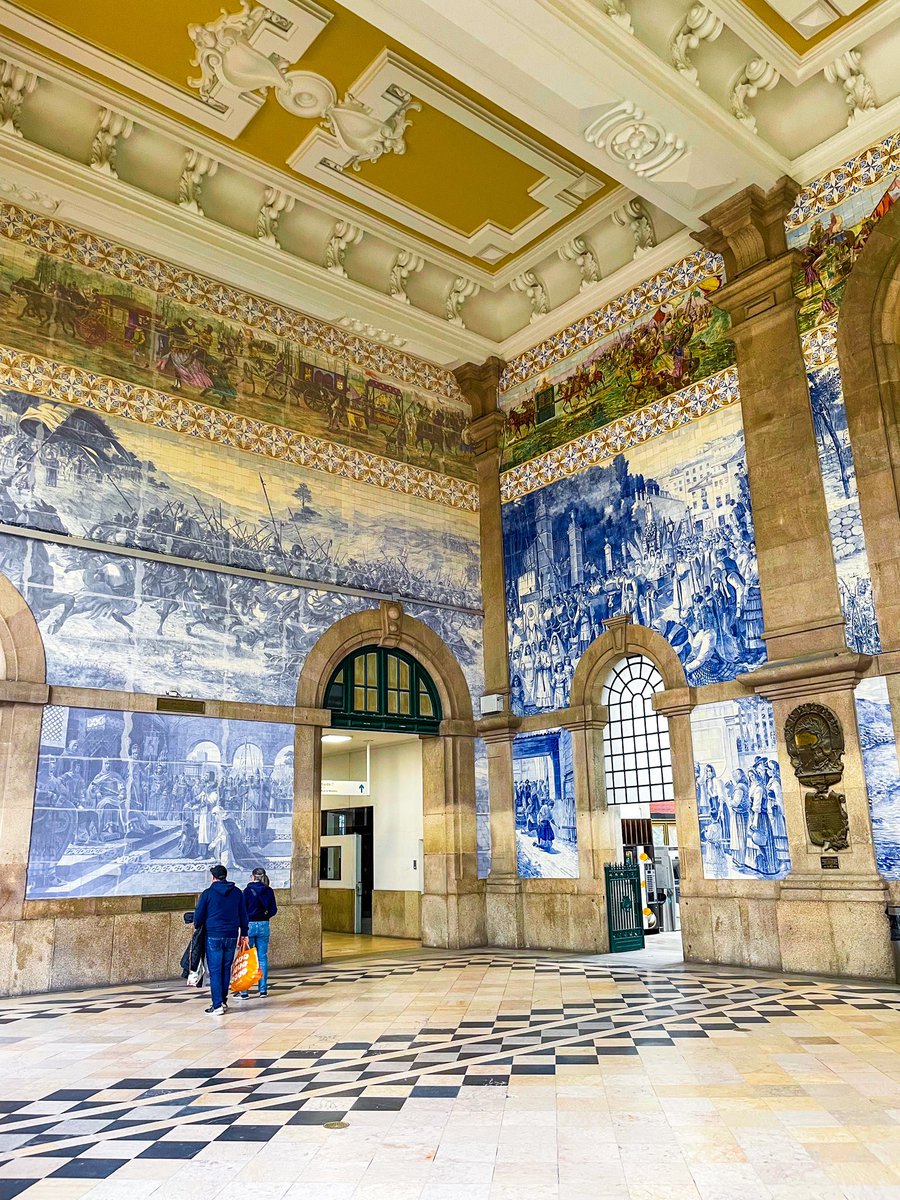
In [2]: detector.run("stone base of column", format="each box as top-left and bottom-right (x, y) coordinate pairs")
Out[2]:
(775, 874), (891, 980)
(485, 874), (525, 948)
(422, 891), (486, 950)
(271, 901), (322, 968)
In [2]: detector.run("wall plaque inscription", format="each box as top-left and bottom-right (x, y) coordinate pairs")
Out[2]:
(784, 702), (850, 852)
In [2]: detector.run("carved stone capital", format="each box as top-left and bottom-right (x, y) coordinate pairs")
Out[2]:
(477, 712), (523, 744)
(561, 703), (609, 732)
(453, 357), (504, 421)
(466, 411), (506, 459)
(652, 686), (696, 718)
(378, 599), (404, 648)
(738, 651), (873, 701)
(696, 179), (800, 279)
(711, 249), (800, 331)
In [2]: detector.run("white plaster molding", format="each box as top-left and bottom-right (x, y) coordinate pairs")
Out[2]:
(257, 186), (295, 247)
(670, 5), (724, 87)
(704, 0), (900, 84)
(324, 220), (364, 277)
(0, 175), (58, 212)
(731, 57), (781, 133)
(389, 249), (426, 304)
(0, 57), (35, 138)
(498, 228), (697, 360)
(584, 101), (687, 178)
(557, 235), (601, 291)
(178, 149), (218, 216)
(446, 277), (480, 327)
(510, 270), (550, 323)
(337, 316), (408, 347)
(789, 90), (900, 183)
(612, 196), (656, 258)
(89, 107), (133, 178)
(593, 0), (633, 34)
(288, 50), (604, 262)
(823, 48), (877, 126)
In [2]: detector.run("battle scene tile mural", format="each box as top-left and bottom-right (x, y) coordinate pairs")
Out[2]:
(502, 404), (764, 714)
(27, 707), (295, 899)
(499, 268), (733, 469)
(512, 727), (577, 879)
(855, 675), (900, 879)
(690, 696), (791, 881)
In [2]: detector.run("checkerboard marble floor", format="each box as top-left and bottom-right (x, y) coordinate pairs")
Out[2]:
(1, 946), (900, 1200)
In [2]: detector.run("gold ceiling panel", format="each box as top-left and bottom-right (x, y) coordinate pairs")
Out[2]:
(5, 0), (617, 267)
(737, 0), (885, 50)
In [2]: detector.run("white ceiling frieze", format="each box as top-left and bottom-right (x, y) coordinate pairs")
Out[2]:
(389, 249), (426, 304)
(730, 57), (781, 134)
(510, 269), (550, 323)
(446, 277), (481, 327)
(824, 49), (878, 126)
(612, 196), (657, 258)
(0, 57), (35, 137)
(583, 101), (688, 178)
(670, 5), (724, 87)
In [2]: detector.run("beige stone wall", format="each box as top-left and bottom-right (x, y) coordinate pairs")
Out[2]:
(372, 889), (421, 939)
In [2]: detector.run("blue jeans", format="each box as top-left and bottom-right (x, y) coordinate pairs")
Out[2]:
(206, 935), (238, 1010)
(247, 920), (271, 994)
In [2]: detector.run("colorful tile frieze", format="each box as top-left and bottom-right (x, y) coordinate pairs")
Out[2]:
(500, 367), (739, 502)
(787, 129), (900, 231)
(499, 261), (732, 471)
(0, 202), (473, 481)
(499, 248), (724, 395)
(0, 346), (478, 512)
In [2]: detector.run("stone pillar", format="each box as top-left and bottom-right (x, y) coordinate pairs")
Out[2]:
(456, 357), (526, 944)
(0, 683), (47, 923)
(698, 181), (847, 661)
(478, 714), (523, 946)
(742, 656), (891, 979)
(562, 704), (614, 953)
(290, 711), (331, 965)
(421, 726), (486, 949)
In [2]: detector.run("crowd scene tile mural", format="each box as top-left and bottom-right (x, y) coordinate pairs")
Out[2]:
(690, 696), (790, 881)
(512, 727), (578, 879)
(0, 215), (474, 480)
(499, 263), (733, 469)
(502, 404), (764, 714)
(27, 707), (294, 899)
(855, 675), (900, 878)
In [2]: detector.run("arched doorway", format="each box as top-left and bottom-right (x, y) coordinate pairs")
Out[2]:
(294, 602), (483, 958)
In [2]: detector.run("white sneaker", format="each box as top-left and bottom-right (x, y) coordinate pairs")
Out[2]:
(205, 1004), (226, 1016)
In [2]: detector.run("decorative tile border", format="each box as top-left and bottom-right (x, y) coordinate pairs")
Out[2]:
(499, 249), (724, 395)
(801, 319), (839, 369)
(0, 202), (462, 403)
(499, 367), (739, 503)
(787, 130), (900, 231)
(0, 346), (479, 512)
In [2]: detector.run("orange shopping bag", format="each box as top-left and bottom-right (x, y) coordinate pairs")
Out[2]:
(230, 943), (263, 994)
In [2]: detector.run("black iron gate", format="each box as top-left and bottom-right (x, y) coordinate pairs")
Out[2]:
(604, 862), (645, 953)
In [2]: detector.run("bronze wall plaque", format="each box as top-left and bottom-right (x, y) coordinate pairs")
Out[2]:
(784, 702), (850, 852)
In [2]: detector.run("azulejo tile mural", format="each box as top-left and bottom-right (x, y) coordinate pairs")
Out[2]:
(498, 252), (733, 469)
(855, 675), (900, 879)
(690, 696), (790, 881)
(512, 728), (578, 879)
(0, 388), (481, 607)
(0, 204), (473, 480)
(503, 404), (764, 714)
(26, 706), (294, 900)
(786, 148), (900, 656)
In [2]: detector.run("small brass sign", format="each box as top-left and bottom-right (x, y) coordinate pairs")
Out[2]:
(784, 702), (850, 853)
(820, 855), (840, 870)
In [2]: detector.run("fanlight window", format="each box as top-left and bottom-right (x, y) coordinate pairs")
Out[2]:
(601, 656), (674, 806)
(325, 646), (442, 734)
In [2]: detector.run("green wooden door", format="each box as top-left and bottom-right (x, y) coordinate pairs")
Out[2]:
(604, 862), (645, 953)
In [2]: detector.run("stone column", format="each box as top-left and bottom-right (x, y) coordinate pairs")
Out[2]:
(562, 704), (614, 953)
(456, 358), (526, 944)
(0, 682), (47, 923)
(421, 725), (486, 949)
(290, 710), (331, 965)
(698, 181), (847, 661)
(742, 657), (890, 978)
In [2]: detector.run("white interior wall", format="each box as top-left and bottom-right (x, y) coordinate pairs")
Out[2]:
(321, 737), (423, 893)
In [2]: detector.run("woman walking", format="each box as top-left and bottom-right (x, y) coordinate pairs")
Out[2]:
(233, 867), (278, 999)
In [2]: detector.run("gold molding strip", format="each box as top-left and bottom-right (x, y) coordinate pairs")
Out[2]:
(0, 345), (480, 512)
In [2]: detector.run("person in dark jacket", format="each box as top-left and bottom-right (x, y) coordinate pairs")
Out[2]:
(233, 867), (278, 999)
(193, 864), (248, 1015)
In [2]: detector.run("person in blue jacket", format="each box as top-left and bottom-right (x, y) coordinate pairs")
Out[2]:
(233, 867), (278, 999)
(193, 863), (248, 1015)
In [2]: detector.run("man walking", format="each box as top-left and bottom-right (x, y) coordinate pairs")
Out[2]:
(192, 864), (248, 1015)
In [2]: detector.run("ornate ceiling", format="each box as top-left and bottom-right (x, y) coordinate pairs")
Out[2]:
(0, 0), (899, 363)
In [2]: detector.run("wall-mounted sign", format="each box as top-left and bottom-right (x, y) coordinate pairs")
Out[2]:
(321, 779), (369, 796)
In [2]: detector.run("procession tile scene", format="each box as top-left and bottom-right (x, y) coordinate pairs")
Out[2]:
(0, 949), (900, 1199)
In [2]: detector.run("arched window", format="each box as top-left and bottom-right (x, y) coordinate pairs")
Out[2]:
(601, 655), (674, 806)
(325, 646), (442, 734)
